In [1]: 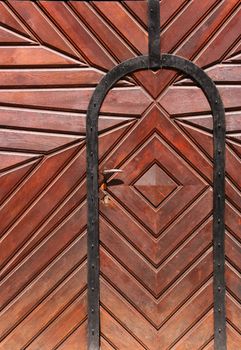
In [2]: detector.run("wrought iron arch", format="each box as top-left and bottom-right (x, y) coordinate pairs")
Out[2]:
(86, 54), (226, 350)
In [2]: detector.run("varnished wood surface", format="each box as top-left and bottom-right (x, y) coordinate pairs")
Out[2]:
(0, 1), (240, 349)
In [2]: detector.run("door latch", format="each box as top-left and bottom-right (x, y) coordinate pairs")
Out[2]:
(100, 168), (123, 204)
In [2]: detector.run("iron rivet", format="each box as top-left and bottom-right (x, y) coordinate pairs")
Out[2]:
(215, 100), (218, 104)
(218, 171), (221, 177)
(218, 263), (221, 267)
(218, 149), (221, 154)
(218, 218), (221, 223)
(218, 194), (221, 199)
(218, 242), (221, 247)
(91, 287), (95, 291)
(218, 123), (221, 128)
(91, 243), (94, 249)
(218, 286), (221, 291)
(91, 308), (94, 313)
(90, 127), (93, 131)
(92, 264), (95, 269)
(219, 328), (222, 333)
(218, 308), (221, 312)
(92, 329), (95, 335)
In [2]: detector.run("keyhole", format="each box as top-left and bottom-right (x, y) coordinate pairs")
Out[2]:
(103, 195), (111, 205)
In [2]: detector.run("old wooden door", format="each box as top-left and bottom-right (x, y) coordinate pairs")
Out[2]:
(0, 1), (240, 350)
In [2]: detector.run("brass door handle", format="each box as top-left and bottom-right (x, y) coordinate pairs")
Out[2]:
(100, 169), (123, 193)
(102, 169), (123, 175)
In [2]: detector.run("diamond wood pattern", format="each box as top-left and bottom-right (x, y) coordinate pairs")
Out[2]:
(0, 1), (240, 349)
(133, 163), (178, 207)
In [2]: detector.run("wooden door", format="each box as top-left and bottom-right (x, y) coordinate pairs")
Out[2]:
(0, 1), (240, 349)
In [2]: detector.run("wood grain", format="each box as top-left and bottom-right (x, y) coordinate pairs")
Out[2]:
(0, 0), (240, 349)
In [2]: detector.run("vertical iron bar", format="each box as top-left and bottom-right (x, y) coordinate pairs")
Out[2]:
(148, 0), (160, 69)
(213, 96), (227, 350)
(87, 102), (100, 350)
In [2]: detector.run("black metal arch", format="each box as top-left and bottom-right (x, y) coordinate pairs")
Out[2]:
(86, 54), (226, 350)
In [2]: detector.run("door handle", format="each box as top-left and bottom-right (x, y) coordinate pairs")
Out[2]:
(102, 169), (123, 175)
(101, 168), (123, 188)
(100, 169), (123, 204)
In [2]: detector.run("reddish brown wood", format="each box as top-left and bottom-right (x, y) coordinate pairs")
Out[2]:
(0, 1), (240, 349)
(0, 46), (78, 66)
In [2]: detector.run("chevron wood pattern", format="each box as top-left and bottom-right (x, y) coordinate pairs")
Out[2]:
(0, 1), (240, 349)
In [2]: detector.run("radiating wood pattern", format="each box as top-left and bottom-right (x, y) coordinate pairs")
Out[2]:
(0, 1), (240, 349)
